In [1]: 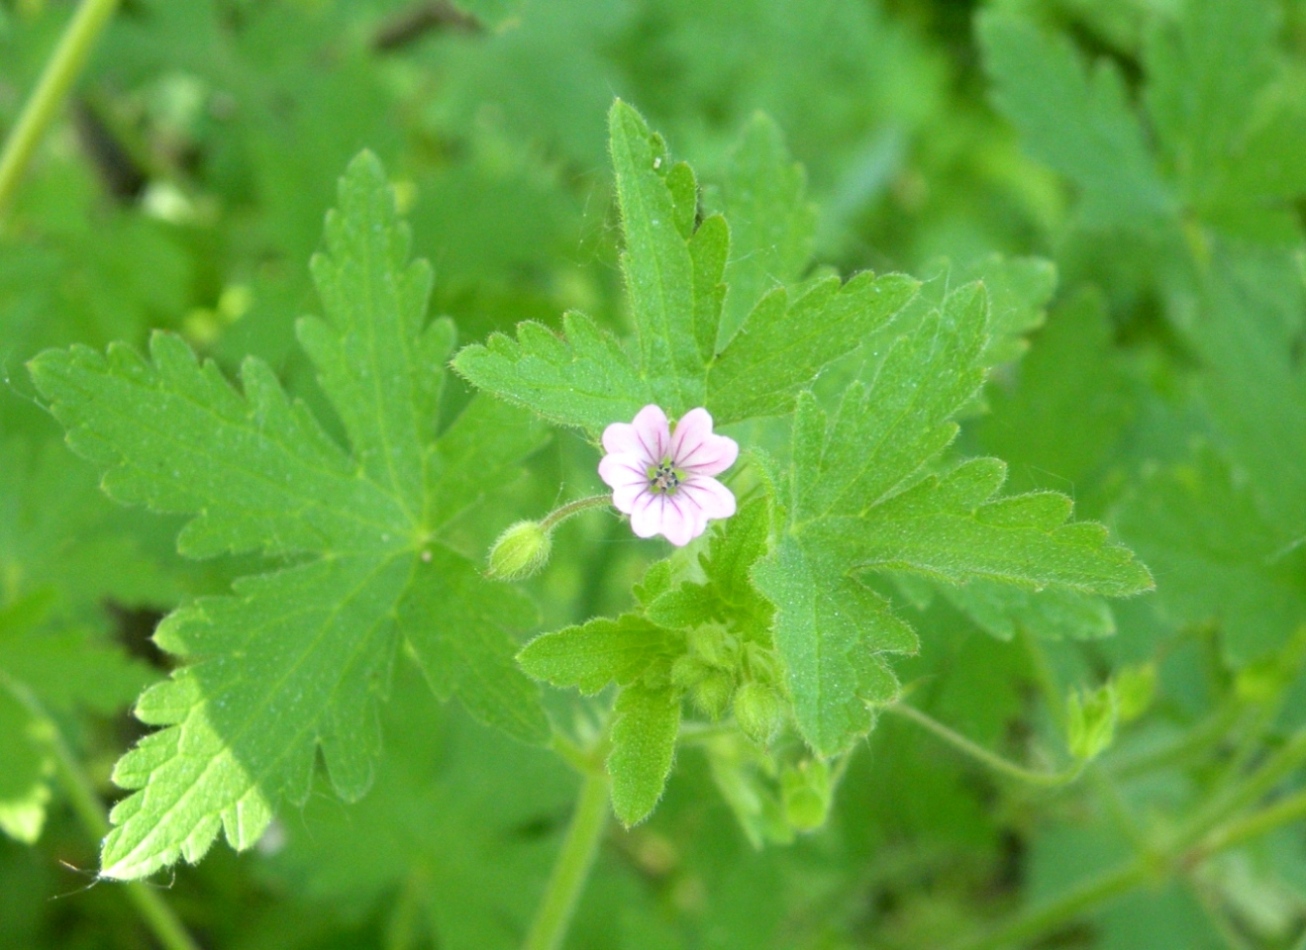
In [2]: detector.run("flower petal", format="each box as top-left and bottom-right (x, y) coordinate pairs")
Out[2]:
(659, 495), (700, 547)
(679, 475), (737, 521)
(628, 492), (665, 539)
(603, 405), (669, 461)
(671, 408), (738, 476)
(598, 453), (644, 488)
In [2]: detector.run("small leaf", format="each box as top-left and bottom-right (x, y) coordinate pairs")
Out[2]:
(608, 683), (681, 826)
(518, 615), (676, 695)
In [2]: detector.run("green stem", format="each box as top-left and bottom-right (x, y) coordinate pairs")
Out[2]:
(0, 0), (120, 217)
(1170, 730), (1306, 854)
(523, 769), (610, 950)
(951, 859), (1152, 950)
(950, 730), (1306, 950)
(884, 703), (1083, 788)
(1196, 788), (1306, 856)
(539, 493), (613, 533)
(0, 672), (201, 950)
(1108, 698), (1242, 780)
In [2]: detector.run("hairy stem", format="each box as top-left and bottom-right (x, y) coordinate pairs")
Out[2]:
(540, 493), (614, 533)
(885, 702), (1083, 788)
(0, 0), (121, 217)
(0, 672), (201, 950)
(522, 769), (610, 950)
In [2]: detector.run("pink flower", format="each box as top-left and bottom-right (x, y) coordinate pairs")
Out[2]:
(599, 405), (739, 546)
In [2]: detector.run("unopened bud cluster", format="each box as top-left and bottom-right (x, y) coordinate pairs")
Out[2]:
(671, 624), (786, 744)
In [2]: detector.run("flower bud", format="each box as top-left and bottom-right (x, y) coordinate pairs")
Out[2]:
(688, 623), (733, 668)
(670, 655), (711, 691)
(781, 759), (831, 832)
(1066, 684), (1117, 761)
(733, 681), (783, 745)
(691, 669), (735, 720)
(485, 520), (552, 581)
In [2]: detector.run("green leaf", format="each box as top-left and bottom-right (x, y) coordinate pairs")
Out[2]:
(0, 596), (154, 844)
(457, 101), (916, 434)
(609, 100), (708, 410)
(262, 667), (576, 950)
(645, 494), (775, 633)
(753, 534), (913, 756)
(979, 11), (1173, 229)
(846, 459), (1152, 595)
(977, 289), (1134, 498)
(608, 683), (681, 826)
(397, 549), (546, 743)
(706, 271), (919, 424)
(713, 112), (817, 344)
(1192, 248), (1306, 537)
(962, 254), (1058, 366)
(1144, 0), (1278, 211)
(28, 151), (549, 880)
(791, 283), (988, 522)
(452, 313), (651, 439)
(0, 436), (177, 618)
(940, 580), (1115, 642)
(757, 281), (1151, 755)
(518, 615), (677, 695)
(1118, 447), (1306, 667)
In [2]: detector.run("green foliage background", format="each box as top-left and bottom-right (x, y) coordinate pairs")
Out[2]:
(2, 0), (1306, 947)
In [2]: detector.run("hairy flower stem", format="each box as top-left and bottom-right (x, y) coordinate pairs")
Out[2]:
(0, 672), (201, 950)
(950, 729), (1306, 950)
(539, 493), (615, 533)
(522, 769), (610, 950)
(885, 702), (1083, 788)
(0, 0), (121, 218)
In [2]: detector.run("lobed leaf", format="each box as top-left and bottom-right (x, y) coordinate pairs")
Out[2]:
(979, 11), (1173, 229)
(29, 151), (549, 880)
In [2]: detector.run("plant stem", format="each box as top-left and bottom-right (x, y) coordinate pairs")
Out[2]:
(540, 493), (613, 533)
(950, 858), (1152, 950)
(884, 702), (1083, 788)
(0, 0), (120, 217)
(523, 769), (610, 950)
(949, 729), (1306, 950)
(1171, 730), (1306, 854)
(1196, 787), (1306, 856)
(1108, 698), (1242, 780)
(0, 672), (201, 950)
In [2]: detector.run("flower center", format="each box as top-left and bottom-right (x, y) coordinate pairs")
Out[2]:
(648, 460), (682, 495)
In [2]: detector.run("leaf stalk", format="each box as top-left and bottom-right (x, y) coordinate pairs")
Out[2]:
(884, 702), (1084, 788)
